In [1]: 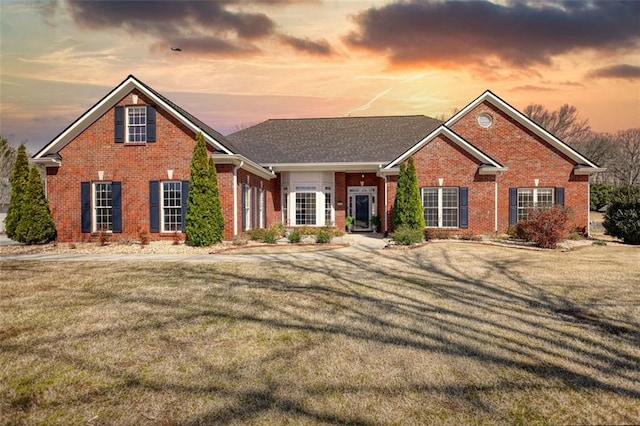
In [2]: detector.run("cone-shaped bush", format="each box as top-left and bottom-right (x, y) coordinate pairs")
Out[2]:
(5, 144), (29, 239)
(14, 166), (56, 244)
(185, 133), (224, 246)
(393, 157), (425, 229)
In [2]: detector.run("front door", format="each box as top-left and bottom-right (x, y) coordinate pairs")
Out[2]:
(354, 194), (371, 231)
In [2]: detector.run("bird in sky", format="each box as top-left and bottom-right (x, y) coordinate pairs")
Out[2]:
(171, 47), (182, 52)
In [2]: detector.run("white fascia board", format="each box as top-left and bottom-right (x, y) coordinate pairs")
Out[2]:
(478, 166), (509, 175)
(385, 126), (503, 170)
(212, 154), (275, 180)
(34, 79), (138, 159)
(265, 162), (383, 173)
(377, 167), (400, 176)
(446, 90), (600, 169)
(574, 165), (607, 175)
(35, 76), (233, 159)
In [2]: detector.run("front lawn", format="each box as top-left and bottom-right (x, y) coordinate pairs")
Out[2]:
(1, 243), (639, 425)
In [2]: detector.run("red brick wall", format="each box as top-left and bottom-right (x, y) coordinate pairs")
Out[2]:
(46, 89), (273, 242)
(412, 134), (496, 235)
(449, 101), (589, 233)
(334, 172), (346, 229)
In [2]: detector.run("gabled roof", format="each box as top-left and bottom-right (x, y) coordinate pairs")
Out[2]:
(226, 115), (443, 165)
(384, 125), (507, 174)
(33, 75), (248, 159)
(445, 90), (603, 174)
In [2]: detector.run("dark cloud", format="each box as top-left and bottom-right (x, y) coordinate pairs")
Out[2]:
(344, 1), (640, 70)
(56, 0), (327, 57)
(587, 64), (640, 80)
(280, 35), (333, 56)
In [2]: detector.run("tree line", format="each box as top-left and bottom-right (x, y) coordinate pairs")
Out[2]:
(523, 104), (640, 186)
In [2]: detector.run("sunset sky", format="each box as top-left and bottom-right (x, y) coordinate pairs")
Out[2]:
(1, 0), (639, 154)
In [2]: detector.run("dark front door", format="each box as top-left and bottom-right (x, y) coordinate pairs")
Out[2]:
(354, 194), (370, 230)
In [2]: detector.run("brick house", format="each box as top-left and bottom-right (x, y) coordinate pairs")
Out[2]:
(32, 75), (603, 242)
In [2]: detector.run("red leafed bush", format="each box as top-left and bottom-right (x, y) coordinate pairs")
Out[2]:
(524, 206), (571, 249)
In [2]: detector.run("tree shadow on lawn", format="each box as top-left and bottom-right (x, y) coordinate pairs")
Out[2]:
(1, 247), (639, 424)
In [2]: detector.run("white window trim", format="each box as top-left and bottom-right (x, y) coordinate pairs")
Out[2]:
(92, 181), (113, 233)
(160, 181), (182, 233)
(126, 106), (147, 143)
(422, 187), (459, 228)
(288, 185), (334, 227)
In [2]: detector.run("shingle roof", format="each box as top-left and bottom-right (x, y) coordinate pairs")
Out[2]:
(132, 77), (251, 157)
(226, 115), (443, 164)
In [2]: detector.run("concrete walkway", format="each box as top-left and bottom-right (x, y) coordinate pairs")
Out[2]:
(0, 233), (389, 263)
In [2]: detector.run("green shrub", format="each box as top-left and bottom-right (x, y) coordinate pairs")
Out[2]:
(185, 133), (224, 246)
(459, 232), (481, 241)
(590, 184), (616, 211)
(288, 230), (301, 243)
(393, 157), (426, 229)
(603, 187), (640, 244)
(269, 222), (286, 237)
(432, 229), (451, 240)
(392, 225), (424, 245)
(508, 221), (534, 241)
(5, 144), (29, 240)
(14, 166), (56, 244)
(297, 226), (317, 236)
(316, 230), (332, 244)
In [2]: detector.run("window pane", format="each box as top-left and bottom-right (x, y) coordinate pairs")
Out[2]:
(442, 188), (458, 227)
(324, 192), (332, 224)
(537, 189), (553, 208)
(94, 182), (113, 231)
(296, 192), (316, 225)
(517, 188), (534, 221)
(422, 188), (438, 227)
(127, 107), (147, 143)
(162, 181), (182, 232)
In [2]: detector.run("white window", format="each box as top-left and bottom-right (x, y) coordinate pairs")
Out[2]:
(422, 187), (459, 228)
(162, 181), (182, 232)
(324, 186), (333, 225)
(282, 186), (289, 225)
(517, 188), (553, 221)
(126, 106), (147, 143)
(93, 182), (113, 232)
(295, 189), (317, 225)
(243, 184), (251, 231)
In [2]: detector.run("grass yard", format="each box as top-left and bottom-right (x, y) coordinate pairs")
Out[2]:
(1, 243), (639, 425)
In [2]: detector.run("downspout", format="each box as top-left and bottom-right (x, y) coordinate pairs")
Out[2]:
(233, 160), (244, 237)
(494, 172), (502, 234)
(384, 175), (388, 235)
(587, 179), (591, 237)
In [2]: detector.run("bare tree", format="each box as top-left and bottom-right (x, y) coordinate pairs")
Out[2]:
(523, 103), (591, 144)
(611, 128), (640, 185)
(0, 136), (16, 208)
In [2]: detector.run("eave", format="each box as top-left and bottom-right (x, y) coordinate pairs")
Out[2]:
(264, 162), (384, 173)
(212, 154), (276, 180)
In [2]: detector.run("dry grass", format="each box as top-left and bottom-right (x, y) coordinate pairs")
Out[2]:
(1, 242), (639, 425)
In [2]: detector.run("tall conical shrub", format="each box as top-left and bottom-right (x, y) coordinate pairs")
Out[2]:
(5, 144), (29, 239)
(393, 157), (425, 229)
(185, 133), (223, 246)
(14, 166), (56, 244)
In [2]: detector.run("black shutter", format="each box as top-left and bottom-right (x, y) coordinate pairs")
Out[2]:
(459, 187), (468, 229)
(81, 182), (91, 233)
(115, 106), (125, 143)
(509, 188), (518, 225)
(149, 181), (160, 233)
(181, 180), (189, 233)
(112, 182), (122, 233)
(146, 106), (156, 142)
(555, 187), (565, 207)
